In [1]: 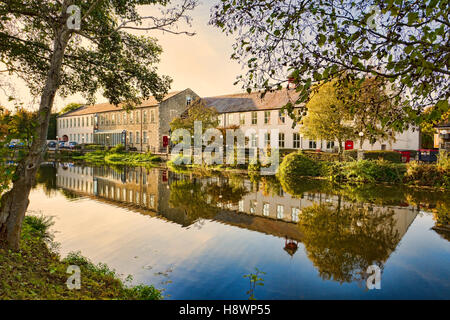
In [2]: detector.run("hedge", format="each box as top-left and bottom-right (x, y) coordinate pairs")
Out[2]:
(343, 150), (403, 163)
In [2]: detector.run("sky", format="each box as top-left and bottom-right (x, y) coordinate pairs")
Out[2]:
(0, 0), (244, 112)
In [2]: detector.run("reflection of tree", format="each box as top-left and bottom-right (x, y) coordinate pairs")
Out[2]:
(168, 180), (217, 224)
(34, 165), (57, 197)
(206, 183), (247, 205)
(431, 201), (450, 242)
(298, 202), (400, 284)
(60, 189), (81, 200)
(169, 178), (248, 224)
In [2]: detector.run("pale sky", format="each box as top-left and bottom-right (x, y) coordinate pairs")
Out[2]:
(0, 0), (244, 112)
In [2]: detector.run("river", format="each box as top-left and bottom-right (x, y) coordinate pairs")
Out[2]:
(27, 162), (450, 299)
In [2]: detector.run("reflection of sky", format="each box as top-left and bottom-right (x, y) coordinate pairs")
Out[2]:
(28, 186), (450, 300)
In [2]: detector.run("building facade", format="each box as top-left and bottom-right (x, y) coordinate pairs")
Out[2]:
(57, 89), (198, 152)
(435, 122), (450, 151)
(57, 88), (420, 153)
(204, 89), (420, 152)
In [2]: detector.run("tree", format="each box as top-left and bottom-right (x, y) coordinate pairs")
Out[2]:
(300, 80), (355, 156)
(0, 0), (198, 249)
(59, 102), (82, 115)
(170, 98), (219, 135)
(298, 202), (400, 284)
(336, 76), (406, 149)
(210, 0), (449, 124)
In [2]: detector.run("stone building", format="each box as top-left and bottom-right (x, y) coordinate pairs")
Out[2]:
(204, 88), (420, 152)
(57, 88), (198, 152)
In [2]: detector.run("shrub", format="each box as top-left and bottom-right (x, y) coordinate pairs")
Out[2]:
(342, 160), (405, 183)
(110, 144), (125, 154)
(405, 161), (449, 188)
(343, 150), (402, 162)
(364, 151), (402, 163)
(277, 152), (322, 181)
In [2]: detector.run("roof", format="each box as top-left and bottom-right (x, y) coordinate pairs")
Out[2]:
(203, 88), (301, 114)
(58, 91), (183, 118)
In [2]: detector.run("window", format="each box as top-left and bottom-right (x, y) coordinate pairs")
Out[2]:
(264, 133), (271, 146)
(293, 133), (301, 148)
(263, 203), (270, 216)
(240, 113), (245, 125)
(136, 131), (140, 144)
(277, 205), (284, 219)
(186, 96), (192, 106)
(264, 111), (271, 124)
(150, 110), (155, 123)
(326, 141), (335, 149)
(381, 144), (387, 150)
(143, 131), (148, 144)
(251, 112), (257, 125)
(111, 114), (115, 125)
(150, 194), (155, 208)
(143, 110), (147, 124)
(123, 112), (127, 124)
(251, 133), (257, 148)
(136, 111), (140, 124)
(279, 133), (285, 148)
(291, 207), (300, 222)
(309, 140), (317, 149)
(279, 110), (285, 124)
(130, 112), (133, 123)
(129, 132), (133, 144)
(218, 116), (223, 127)
(250, 200), (257, 214)
(77, 118), (80, 127)
(227, 113), (233, 125)
(238, 200), (244, 212)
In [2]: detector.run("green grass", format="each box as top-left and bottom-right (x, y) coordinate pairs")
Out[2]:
(0, 215), (162, 300)
(74, 150), (162, 166)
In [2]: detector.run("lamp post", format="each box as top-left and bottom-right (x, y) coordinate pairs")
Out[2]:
(358, 131), (364, 160)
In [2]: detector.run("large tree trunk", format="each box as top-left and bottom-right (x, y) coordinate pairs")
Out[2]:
(0, 26), (71, 250)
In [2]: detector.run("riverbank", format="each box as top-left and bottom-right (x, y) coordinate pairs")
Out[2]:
(277, 151), (450, 189)
(72, 150), (162, 166)
(0, 215), (162, 300)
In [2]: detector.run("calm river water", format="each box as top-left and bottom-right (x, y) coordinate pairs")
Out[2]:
(27, 162), (450, 299)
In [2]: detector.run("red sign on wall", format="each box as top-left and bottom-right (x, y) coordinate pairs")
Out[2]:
(345, 140), (354, 150)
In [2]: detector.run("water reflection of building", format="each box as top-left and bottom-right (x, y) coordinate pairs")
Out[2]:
(55, 165), (418, 251)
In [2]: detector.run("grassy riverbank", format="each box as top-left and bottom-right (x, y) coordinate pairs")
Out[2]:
(72, 145), (162, 166)
(277, 151), (450, 189)
(0, 215), (162, 300)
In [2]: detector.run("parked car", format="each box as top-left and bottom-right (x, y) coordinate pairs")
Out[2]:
(68, 141), (78, 150)
(58, 141), (66, 149)
(8, 139), (24, 149)
(47, 141), (57, 151)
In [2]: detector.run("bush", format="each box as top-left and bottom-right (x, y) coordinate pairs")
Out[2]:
(109, 144), (125, 154)
(342, 159), (405, 183)
(343, 150), (402, 162)
(405, 161), (449, 188)
(364, 151), (402, 163)
(278, 152), (322, 179)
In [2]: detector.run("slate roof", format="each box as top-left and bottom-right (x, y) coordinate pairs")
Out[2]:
(203, 88), (301, 114)
(58, 91), (183, 117)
